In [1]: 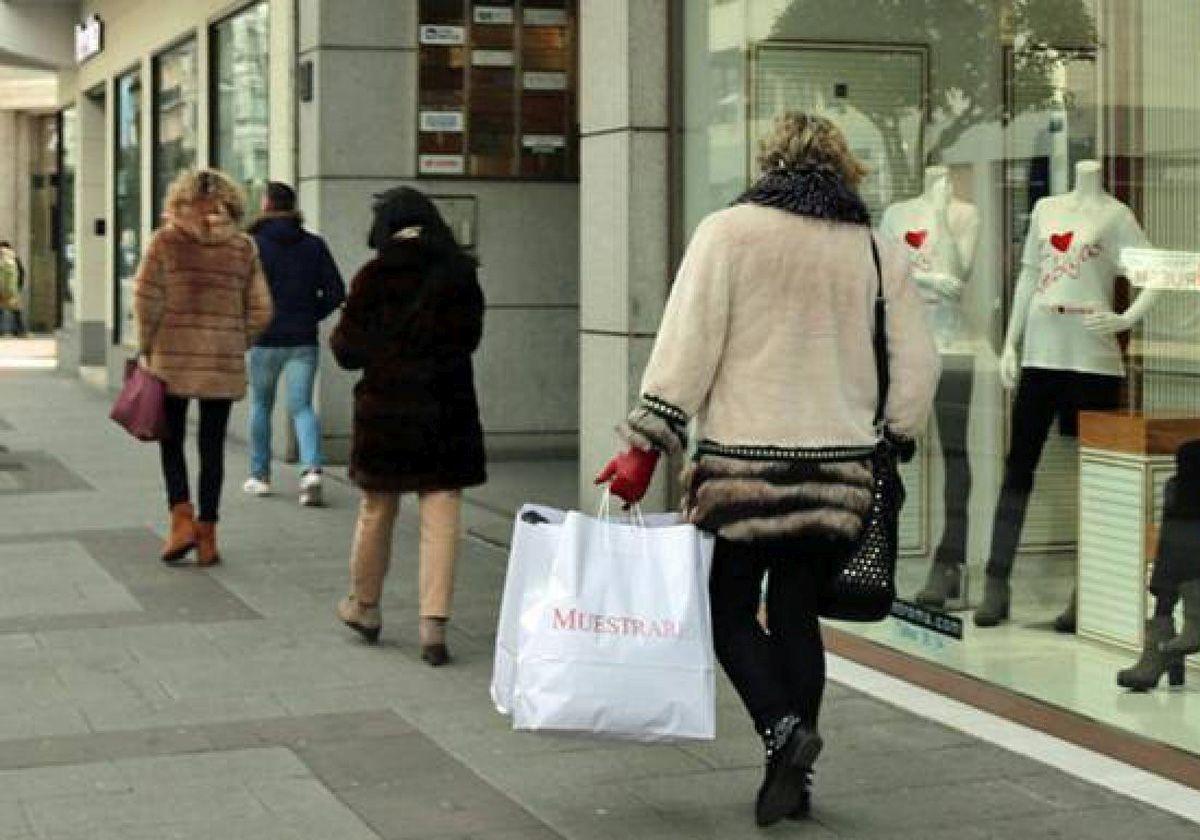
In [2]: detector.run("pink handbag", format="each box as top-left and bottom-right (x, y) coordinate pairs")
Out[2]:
(109, 358), (168, 442)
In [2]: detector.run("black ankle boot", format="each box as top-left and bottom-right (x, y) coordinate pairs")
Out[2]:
(788, 770), (813, 820)
(974, 576), (1011, 627)
(914, 561), (961, 609)
(1053, 587), (1077, 633)
(755, 715), (822, 828)
(1117, 616), (1185, 691)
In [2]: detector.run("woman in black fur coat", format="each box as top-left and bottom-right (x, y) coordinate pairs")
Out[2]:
(331, 187), (486, 666)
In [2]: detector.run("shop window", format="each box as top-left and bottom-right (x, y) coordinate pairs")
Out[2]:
(59, 106), (78, 312)
(212, 2), (271, 219)
(152, 37), (199, 221)
(682, 0), (1200, 761)
(114, 68), (142, 348)
(418, 0), (577, 179)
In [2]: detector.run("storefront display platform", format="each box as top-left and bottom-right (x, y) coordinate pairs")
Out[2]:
(838, 550), (1200, 780)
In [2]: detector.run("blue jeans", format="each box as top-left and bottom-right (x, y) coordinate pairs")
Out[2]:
(248, 345), (323, 480)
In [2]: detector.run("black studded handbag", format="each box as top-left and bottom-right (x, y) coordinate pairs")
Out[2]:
(817, 235), (907, 622)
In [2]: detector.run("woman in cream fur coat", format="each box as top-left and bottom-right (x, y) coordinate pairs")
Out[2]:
(598, 113), (939, 827)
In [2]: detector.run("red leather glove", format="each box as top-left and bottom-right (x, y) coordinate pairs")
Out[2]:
(595, 447), (660, 507)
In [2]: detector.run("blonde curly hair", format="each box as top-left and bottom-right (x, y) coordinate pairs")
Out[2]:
(757, 112), (869, 187)
(164, 168), (247, 223)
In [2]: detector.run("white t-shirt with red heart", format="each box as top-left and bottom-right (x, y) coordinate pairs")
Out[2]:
(1018, 194), (1150, 377)
(879, 198), (977, 353)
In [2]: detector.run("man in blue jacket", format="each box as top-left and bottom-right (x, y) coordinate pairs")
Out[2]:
(244, 182), (345, 506)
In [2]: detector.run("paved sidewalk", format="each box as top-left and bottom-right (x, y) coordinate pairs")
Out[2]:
(0, 368), (1197, 839)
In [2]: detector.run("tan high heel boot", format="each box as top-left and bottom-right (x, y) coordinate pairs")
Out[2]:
(162, 502), (197, 564)
(195, 522), (221, 567)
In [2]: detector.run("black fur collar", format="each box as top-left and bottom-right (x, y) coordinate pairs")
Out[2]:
(735, 165), (870, 226)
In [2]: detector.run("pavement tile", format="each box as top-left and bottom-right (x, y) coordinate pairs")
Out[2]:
(21, 786), (267, 835)
(0, 801), (31, 837)
(0, 760), (129, 801)
(811, 775), (1086, 836)
(249, 778), (380, 839)
(0, 707), (91, 742)
(337, 779), (547, 840)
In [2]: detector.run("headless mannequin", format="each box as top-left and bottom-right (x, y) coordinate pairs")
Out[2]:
(881, 167), (980, 608)
(979, 160), (1162, 629)
(999, 161), (1161, 386)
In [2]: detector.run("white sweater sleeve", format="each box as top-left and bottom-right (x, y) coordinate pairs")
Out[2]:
(622, 214), (733, 454)
(879, 238), (940, 439)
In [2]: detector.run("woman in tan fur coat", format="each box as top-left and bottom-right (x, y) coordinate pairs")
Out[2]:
(134, 169), (274, 567)
(598, 114), (939, 826)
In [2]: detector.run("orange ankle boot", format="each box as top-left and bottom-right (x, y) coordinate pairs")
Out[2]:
(162, 502), (197, 564)
(195, 522), (221, 567)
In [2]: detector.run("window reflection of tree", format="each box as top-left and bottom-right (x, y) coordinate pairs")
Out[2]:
(768, 0), (1096, 183)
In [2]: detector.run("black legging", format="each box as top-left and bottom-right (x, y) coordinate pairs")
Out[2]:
(709, 537), (836, 732)
(932, 358), (974, 566)
(985, 367), (1121, 580)
(159, 395), (233, 522)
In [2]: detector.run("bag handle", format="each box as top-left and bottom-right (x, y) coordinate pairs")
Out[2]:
(869, 234), (890, 433)
(597, 490), (647, 528)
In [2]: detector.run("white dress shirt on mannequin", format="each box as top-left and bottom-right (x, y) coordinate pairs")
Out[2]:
(1000, 161), (1161, 385)
(880, 166), (981, 353)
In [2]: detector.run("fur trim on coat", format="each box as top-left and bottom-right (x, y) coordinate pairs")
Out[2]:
(134, 205), (274, 400)
(682, 453), (874, 543)
(619, 401), (687, 455)
(734, 164), (871, 226)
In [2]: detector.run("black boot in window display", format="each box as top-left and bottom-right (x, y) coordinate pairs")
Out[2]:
(1163, 580), (1200, 656)
(973, 576), (1011, 627)
(1117, 617), (1185, 691)
(1053, 587), (1077, 634)
(914, 560), (962, 609)
(755, 714), (822, 828)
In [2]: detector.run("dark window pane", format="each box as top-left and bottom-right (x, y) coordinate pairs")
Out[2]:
(212, 2), (270, 220)
(153, 38), (198, 219)
(421, 0), (465, 25)
(114, 69), (142, 347)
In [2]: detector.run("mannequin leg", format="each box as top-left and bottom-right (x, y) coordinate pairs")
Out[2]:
(984, 368), (1059, 582)
(934, 359), (975, 565)
(975, 369), (1060, 627)
(915, 357), (975, 608)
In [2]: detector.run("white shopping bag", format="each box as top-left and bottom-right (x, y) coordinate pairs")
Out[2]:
(490, 503), (682, 716)
(490, 504), (564, 715)
(512, 500), (717, 742)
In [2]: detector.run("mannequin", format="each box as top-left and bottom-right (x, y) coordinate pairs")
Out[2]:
(977, 160), (1162, 630)
(880, 166), (981, 609)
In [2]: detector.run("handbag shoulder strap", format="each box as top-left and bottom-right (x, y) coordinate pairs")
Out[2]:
(870, 234), (890, 430)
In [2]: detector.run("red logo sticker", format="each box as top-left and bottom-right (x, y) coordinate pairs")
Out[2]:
(1050, 231), (1075, 253)
(904, 229), (928, 249)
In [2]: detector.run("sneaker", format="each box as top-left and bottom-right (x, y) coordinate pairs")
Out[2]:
(299, 470), (323, 507)
(243, 477), (271, 497)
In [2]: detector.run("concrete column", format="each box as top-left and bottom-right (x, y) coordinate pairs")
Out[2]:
(298, 0), (421, 462)
(578, 0), (672, 505)
(300, 0), (580, 464)
(75, 90), (109, 378)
